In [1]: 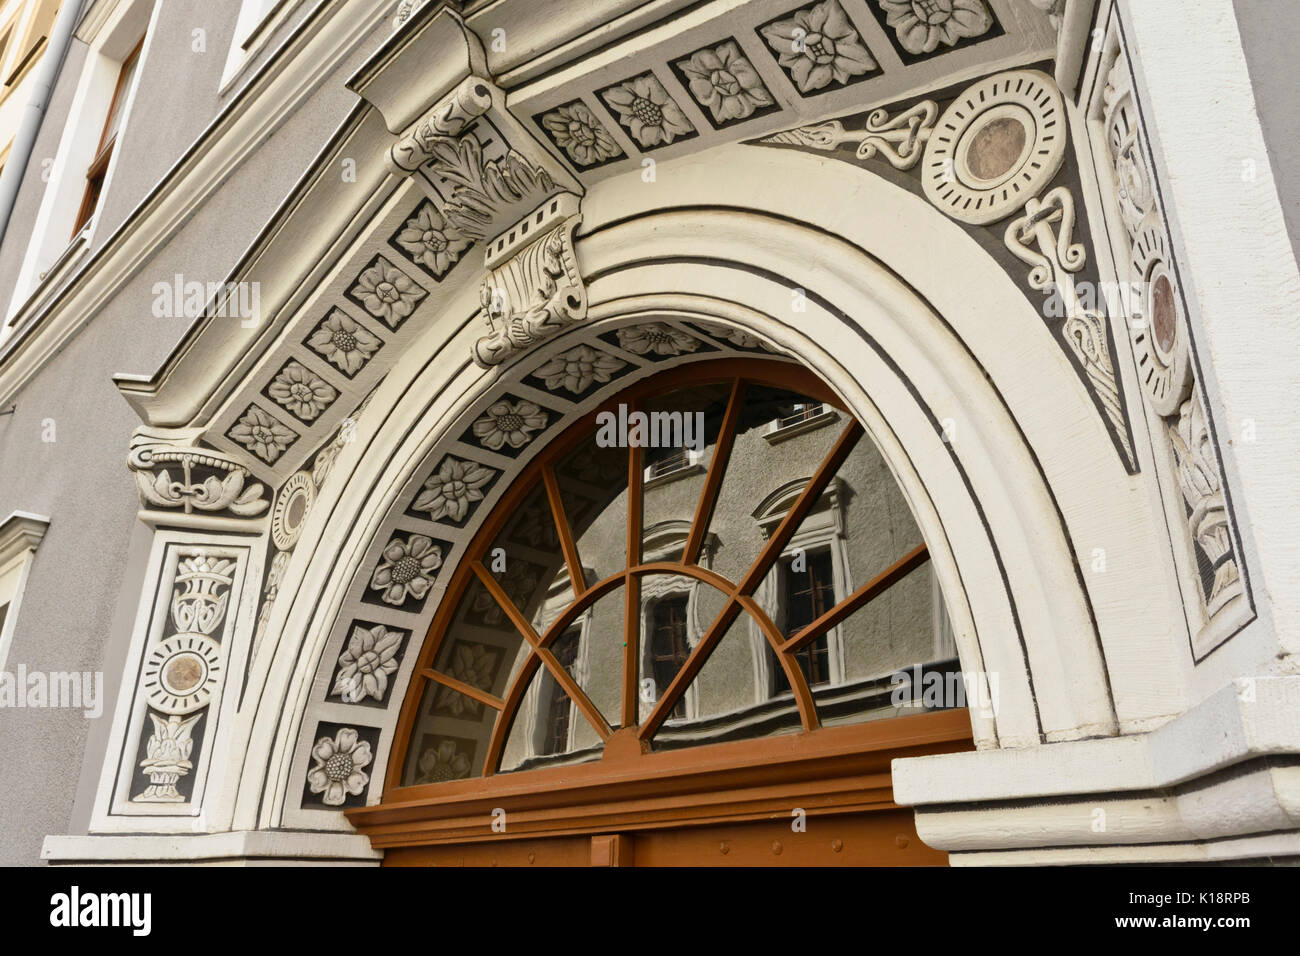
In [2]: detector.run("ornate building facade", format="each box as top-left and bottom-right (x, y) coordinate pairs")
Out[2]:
(0, 0), (1296, 866)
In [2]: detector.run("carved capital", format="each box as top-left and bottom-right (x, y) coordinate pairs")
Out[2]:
(128, 426), (270, 518)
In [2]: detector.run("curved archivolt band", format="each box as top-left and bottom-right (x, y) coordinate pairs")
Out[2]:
(388, 362), (932, 785)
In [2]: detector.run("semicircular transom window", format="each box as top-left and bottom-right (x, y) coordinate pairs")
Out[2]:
(391, 361), (962, 789)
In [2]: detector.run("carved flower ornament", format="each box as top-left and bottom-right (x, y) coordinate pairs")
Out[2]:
(332, 624), (403, 703)
(308, 311), (381, 376)
(229, 405), (297, 464)
(268, 361), (336, 422)
(602, 74), (694, 148)
(760, 0), (876, 93)
(679, 41), (774, 124)
(351, 259), (424, 328)
(412, 457), (496, 522)
(370, 534), (443, 605)
(617, 323), (699, 357)
(541, 102), (622, 167)
(307, 728), (372, 806)
(472, 399), (548, 451)
(879, 0), (993, 54)
(535, 344), (626, 394)
(395, 204), (471, 277)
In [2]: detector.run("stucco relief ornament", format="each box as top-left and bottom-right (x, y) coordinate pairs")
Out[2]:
(1004, 187), (1134, 466)
(395, 203), (471, 277)
(921, 70), (1066, 226)
(128, 427), (270, 517)
(134, 553), (235, 802)
(601, 74), (695, 148)
(535, 344), (626, 394)
(760, 0), (876, 93)
(370, 534), (442, 605)
(350, 258), (426, 329)
(228, 405), (297, 465)
(617, 323), (699, 357)
(267, 361), (336, 422)
(307, 310), (382, 377)
(762, 99), (938, 169)
(472, 399), (548, 451)
(1169, 392), (1242, 615)
(307, 728), (372, 806)
(136, 714), (202, 802)
(541, 103), (622, 167)
(412, 457), (496, 522)
(879, 0), (994, 54)
(331, 624), (403, 703)
(1102, 57), (1154, 242)
(678, 41), (774, 125)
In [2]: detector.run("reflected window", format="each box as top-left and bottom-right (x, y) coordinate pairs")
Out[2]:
(649, 596), (690, 719)
(539, 628), (580, 755)
(772, 550), (833, 694)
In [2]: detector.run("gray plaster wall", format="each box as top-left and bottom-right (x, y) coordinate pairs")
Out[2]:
(0, 5), (391, 864)
(1233, 0), (1300, 270)
(0, 41), (86, 318)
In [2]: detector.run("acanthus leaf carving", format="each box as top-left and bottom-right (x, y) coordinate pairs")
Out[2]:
(1005, 186), (1134, 466)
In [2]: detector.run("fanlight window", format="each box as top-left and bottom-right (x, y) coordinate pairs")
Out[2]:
(393, 364), (960, 789)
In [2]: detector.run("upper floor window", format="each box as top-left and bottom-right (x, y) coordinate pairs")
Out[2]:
(0, 511), (50, 672)
(72, 36), (141, 236)
(649, 596), (690, 720)
(1, 0), (60, 96)
(770, 549), (834, 694)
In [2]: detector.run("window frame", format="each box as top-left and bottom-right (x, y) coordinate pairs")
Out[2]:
(71, 34), (142, 237)
(0, 511), (50, 673)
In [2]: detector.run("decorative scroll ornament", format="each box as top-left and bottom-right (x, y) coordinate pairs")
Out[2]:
(1102, 57), (1155, 241)
(761, 100), (938, 169)
(473, 193), (586, 367)
(1004, 187), (1133, 465)
(390, 77), (493, 173)
(922, 70), (1066, 225)
(128, 427), (269, 517)
(1169, 392), (1242, 615)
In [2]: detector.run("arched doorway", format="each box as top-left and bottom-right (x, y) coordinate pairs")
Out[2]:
(346, 357), (973, 865)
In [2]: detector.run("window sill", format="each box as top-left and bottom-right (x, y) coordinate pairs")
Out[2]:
(764, 408), (839, 445)
(643, 461), (705, 490)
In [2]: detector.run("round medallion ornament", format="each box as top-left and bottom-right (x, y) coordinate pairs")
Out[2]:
(143, 634), (222, 714)
(271, 471), (316, 551)
(1130, 212), (1192, 416)
(922, 70), (1067, 225)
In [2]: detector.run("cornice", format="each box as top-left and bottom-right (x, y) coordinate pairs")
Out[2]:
(0, 510), (50, 568)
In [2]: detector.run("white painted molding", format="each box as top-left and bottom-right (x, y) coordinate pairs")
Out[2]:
(0, 509), (49, 568)
(41, 830), (381, 865)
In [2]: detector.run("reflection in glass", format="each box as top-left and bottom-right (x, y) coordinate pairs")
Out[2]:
(398, 367), (964, 787)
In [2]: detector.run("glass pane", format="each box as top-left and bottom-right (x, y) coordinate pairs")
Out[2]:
(817, 562), (959, 728)
(706, 385), (842, 586)
(498, 652), (605, 773)
(649, 596), (804, 751)
(537, 583), (625, 731)
(638, 382), (731, 564)
(553, 428), (629, 585)
(485, 479), (565, 627)
(634, 572), (728, 724)
(400, 677), (491, 786)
